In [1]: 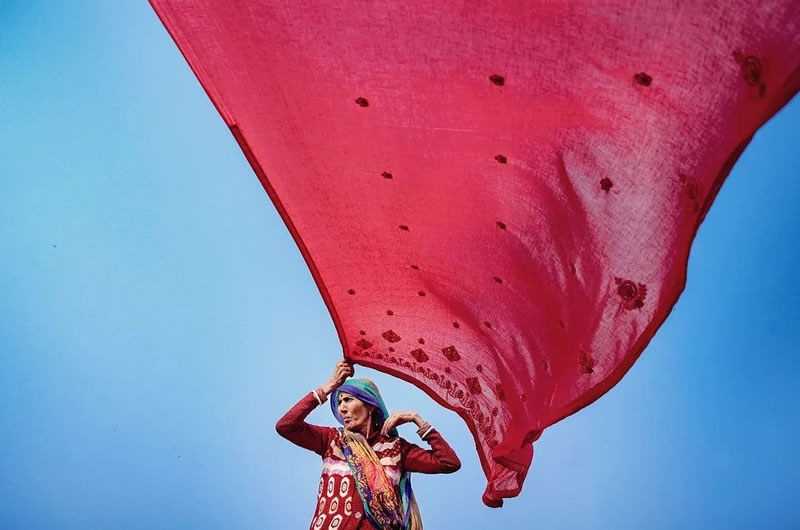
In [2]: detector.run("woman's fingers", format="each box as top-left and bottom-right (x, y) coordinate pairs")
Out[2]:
(328, 362), (349, 388)
(335, 361), (350, 374)
(381, 411), (418, 435)
(381, 411), (421, 435)
(381, 414), (392, 433)
(334, 360), (354, 380)
(330, 362), (353, 387)
(381, 413), (398, 436)
(331, 361), (344, 379)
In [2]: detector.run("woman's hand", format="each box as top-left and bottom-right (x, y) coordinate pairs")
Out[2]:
(321, 359), (354, 395)
(380, 411), (424, 436)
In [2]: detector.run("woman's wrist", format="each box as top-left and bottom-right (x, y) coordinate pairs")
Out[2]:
(415, 417), (433, 439)
(412, 414), (425, 429)
(313, 380), (341, 405)
(312, 386), (328, 405)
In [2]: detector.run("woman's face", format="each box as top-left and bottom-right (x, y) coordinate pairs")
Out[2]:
(337, 392), (373, 433)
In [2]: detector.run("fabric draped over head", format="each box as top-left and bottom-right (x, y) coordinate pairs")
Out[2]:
(332, 378), (421, 529)
(149, 0), (800, 507)
(331, 378), (397, 437)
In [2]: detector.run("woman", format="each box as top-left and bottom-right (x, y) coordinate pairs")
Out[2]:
(276, 360), (461, 530)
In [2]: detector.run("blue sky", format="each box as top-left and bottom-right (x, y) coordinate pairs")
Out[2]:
(1, 3), (798, 529)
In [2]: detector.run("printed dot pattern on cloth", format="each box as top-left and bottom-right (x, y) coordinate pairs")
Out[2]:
(151, 0), (800, 507)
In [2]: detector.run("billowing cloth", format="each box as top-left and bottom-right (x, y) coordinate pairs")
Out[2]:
(150, 0), (800, 506)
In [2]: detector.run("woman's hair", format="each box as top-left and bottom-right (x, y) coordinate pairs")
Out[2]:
(370, 405), (381, 429)
(361, 379), (386, 429)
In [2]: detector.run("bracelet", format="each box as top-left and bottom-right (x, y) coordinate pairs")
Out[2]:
(416, 423), (433, 440)
(312, 387), (328, 405)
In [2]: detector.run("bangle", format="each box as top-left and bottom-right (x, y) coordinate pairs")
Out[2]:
(416, 423), (433, 440)
(312, 388), (328, 405)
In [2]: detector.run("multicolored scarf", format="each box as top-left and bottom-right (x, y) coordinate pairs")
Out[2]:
(331, 379), (422, 530)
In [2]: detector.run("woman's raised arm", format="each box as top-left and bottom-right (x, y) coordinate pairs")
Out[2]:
(401, 425), (461, 474)
(274, 360), (353, 455)
(381, 411), (462, 474)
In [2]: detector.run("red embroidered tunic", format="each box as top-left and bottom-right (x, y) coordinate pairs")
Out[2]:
(276, 392), (461, 530)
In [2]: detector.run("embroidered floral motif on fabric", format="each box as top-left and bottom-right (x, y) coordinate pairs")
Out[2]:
(615, 277), (647, 310)
(733, 50), (767, 97)
(441, 345), (461, 362)
(579, 348), (597, 374)
(381, 330), (401, 343)
(351, 347), (497, 441)
(489, 74), (505, 86)
(633, 72), (652, 86)
(679, 173), (702, 213)
(410, 348), (429, 363)
(466, 377), (482, 394)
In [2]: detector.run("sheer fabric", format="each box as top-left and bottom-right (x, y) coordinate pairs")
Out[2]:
(150, 0), (800, 506)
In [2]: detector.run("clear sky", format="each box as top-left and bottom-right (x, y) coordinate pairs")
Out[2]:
(1, 3), (798, 529)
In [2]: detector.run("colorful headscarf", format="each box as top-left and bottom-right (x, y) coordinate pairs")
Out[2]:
(331, 378), (422, 529)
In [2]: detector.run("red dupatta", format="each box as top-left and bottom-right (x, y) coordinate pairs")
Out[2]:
(149, 0), (800, 506)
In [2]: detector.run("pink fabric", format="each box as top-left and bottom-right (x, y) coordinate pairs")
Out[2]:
(150, 0), (800, 506)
